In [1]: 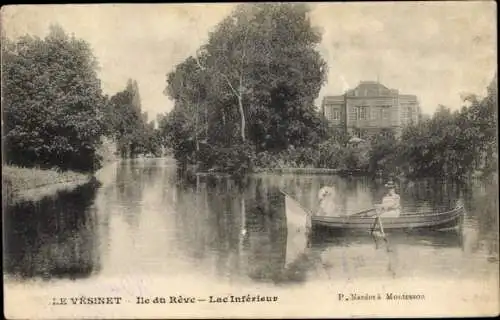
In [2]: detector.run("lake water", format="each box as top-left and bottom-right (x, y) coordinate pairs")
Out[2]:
(3, 158), (499, 317)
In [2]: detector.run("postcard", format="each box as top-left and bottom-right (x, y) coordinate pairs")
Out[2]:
(2, 2), (498, 319)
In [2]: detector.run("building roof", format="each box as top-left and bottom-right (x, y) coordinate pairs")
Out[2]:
(399, 94), (418, 103)
(321, 81), (420, 105)
(346, 81), (397, 97)
(322, 95), (344, 104)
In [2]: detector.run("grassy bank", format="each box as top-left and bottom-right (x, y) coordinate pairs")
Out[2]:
(3, 166), (91, 204)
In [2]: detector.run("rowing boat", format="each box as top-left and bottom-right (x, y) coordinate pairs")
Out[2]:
(309, 226), (464, 248)
(283, 191), (464, 233)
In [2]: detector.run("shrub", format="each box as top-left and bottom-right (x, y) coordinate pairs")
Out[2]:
(200, 142), (256, 176)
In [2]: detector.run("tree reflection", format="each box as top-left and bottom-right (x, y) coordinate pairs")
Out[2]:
(4, 181), (101, 280)
(244, 183), (289, 283)
(463, 179), (499, 259)
(115, 160), (161, 229)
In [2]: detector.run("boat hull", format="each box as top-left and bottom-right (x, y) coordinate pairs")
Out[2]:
(311, 207), (464, 232)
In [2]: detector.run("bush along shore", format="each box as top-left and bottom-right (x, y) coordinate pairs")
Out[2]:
(3, 135), (120, 205)
(3, 166), (92, 204)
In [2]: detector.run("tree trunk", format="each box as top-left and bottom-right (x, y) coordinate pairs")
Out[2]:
(238, 79), (246, 142)
(238, 94), (246, 142)
(195, 101), (199, 152)
(205, 104), (208, 139)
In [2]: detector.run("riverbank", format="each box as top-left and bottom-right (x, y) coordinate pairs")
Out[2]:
(3, 166), (92, 204)
(190, 167), (365, 179)
(252, 167), (365, 175)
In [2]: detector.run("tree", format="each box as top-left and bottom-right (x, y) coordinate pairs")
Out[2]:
(2, 24), (106, 172)
(159, 108), (197, 164)
(202, 4), (326, 149)
(397, 74), (498, 179)
(165, 57), (210, 156)
(107, 79), (151, 158)
(460, 73), (498, 174)
(164, 3), (328, 172)
(368, 129), (399, 175)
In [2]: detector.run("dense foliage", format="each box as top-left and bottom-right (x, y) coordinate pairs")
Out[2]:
(2, 25), (107, 172)
(370, 74), (498, 179)
(253, 139), (369, 172)
(398, 76), (498, 178)
(367, 129), (399, 175)
(162, 3), (328, 174)
(105, 80), (161, 158)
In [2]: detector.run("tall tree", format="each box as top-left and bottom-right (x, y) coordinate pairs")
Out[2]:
(165, 57), (209, 153)
(165, 3), (327, 172)
(108, 79), (148, 158)
(2, 24), (106, 172)
(192, 3), (327, 149)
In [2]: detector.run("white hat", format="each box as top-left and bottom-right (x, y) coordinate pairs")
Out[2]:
(384, 180), (396, 188)
(318, 186), (335, 200)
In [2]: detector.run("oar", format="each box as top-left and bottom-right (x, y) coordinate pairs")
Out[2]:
(348, 207), (377, 217)
(316, 201), (376, 218)
(368, 208), (391, 252)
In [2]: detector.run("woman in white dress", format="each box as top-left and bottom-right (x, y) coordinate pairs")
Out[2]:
(317, 186), (342, 216)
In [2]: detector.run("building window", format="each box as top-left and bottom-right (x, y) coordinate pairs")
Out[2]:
(332, 108), (340, 120)
(355, 106), (368, 120)
(360, 107), (367, 120)
(380, 107), (390, 120)
(377, 108), (383, 119)
(407, 106), (413, 119)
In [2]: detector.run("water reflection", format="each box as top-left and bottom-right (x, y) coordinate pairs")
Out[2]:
(462, 179), (499, 259)
(308, 228), (466, 280)
(4, 180), (101, 280)
(3, 159), (498, 286)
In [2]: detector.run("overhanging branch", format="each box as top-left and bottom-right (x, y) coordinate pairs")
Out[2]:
(194, 50), (240, 98)
(221, 73), (240, 97)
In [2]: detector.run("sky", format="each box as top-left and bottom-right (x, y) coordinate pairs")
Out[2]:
(2, 2), (497, 120)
